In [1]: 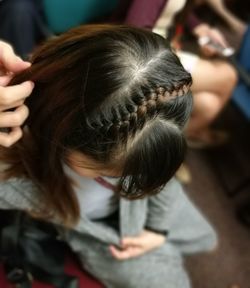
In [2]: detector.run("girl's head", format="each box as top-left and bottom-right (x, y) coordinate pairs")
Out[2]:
(3, 24), (192, 224)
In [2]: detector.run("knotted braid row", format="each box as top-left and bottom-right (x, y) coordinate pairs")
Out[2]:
(89, 82), (191, 135)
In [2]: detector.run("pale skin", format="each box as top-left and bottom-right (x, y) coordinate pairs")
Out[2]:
(185, 21), (237, 140)
(193, 23), (228, 56)
(67, 151), (166, 260)
(187, 58), (236, 137)
(0, 41), (34, 147)
(167, 2), (238, 143)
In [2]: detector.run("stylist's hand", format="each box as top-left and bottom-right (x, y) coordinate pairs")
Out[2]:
(109, 230), (165, 260)
(0, 41), (34, 147)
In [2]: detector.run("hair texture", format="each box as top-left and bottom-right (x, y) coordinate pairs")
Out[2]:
(0, 24), (192, 225)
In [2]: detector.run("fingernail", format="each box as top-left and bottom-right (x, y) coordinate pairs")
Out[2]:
(23, 61), (31, 67)
(29, 81), (35, 89)
(16, 56), (31, 66)
(25, 81), (34, 89)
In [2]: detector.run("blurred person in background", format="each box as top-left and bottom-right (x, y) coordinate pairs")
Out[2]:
(0, 0), (50, 59)
(112, 0), (238, 149)
(200, 0), (246, 37)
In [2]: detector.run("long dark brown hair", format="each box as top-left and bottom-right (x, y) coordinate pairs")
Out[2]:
(0, 24), (192, 225)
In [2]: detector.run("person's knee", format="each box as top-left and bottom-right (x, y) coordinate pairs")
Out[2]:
(217, 63), (238, 96)
(224, 64), (237, 89)
(106, 255), (190, 288)
(192, 92), (222, 121)
(109, 261), (140, 287)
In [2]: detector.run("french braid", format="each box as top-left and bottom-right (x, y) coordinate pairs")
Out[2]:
(88, 82), (191, 138)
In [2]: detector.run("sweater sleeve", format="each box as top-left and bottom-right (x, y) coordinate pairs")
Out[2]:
(145, 178), (182, 232)
(146, 178), (217, 254)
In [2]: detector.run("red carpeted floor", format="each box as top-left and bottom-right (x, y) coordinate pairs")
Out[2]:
(0, 254), (103, 288)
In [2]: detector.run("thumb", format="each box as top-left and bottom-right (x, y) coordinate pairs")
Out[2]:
(121, 237), (141, 247)
(0, 44), (31, 73)
(0, 75), (12, 86)
(3, 57), (31, 73)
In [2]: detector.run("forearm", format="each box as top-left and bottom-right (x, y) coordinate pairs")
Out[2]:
(205, 0), (246, 35)
(215, 8), (246, 35)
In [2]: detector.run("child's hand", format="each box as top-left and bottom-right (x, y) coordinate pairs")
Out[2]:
(109, 229), (165, 260)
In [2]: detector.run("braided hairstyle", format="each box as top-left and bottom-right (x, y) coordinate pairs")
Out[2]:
(5, 24), (192, 224)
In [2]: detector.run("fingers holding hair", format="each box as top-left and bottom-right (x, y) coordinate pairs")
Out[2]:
(0, 81), (34, 106)
(0, 42), (34, 147)
(0, 126), (23, 147)
(0, 105), (29, 128)
(0, 104), (29, 147)
(0, 41), (31, 73)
